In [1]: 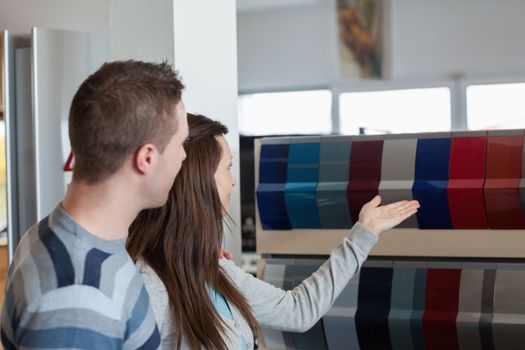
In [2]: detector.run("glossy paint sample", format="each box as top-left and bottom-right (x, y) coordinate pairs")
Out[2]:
(520, 130), (525, 220)
(317, 137), (353, 228)
(413, 137), (453, 229)
(379, 136), (418, 228)
(455, 264), (485, 350)
(355, 266), (393, 349)
(347, 139), (384, 223)
(261, 261), (287, 349)
(448, 133), (489, 228)
(260, 259), (525, 350)
(323, 272), (361, 350)
(256, 142), (291, 229)
(492, 264), (525, 350)
(284, 139), (322, 228)
(422, 268), (461, 350)
(292, 263), (328, 350)
(484, 132), (525, 229)
(257, 130), (525, 231)
(388, 265), (417, 349)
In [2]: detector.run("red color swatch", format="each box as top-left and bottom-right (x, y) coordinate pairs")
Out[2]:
(423, 269), (462, 350)
(347, 140), (383, 222)
(484, 135), (525, 229)
(448, 136), (488, 228)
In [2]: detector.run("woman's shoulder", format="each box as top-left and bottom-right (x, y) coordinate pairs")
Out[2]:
(219, 257), (251, 287)
(136, 257), (169, 298)
(135, 257), (171, 329)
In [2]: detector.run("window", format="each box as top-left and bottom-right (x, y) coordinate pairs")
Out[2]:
(238, 90), (332, 135)
(467, 82), (525, 130)
(339, 87), (451, 135)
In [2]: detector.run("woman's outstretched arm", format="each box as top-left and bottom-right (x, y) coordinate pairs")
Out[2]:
(221, 196), (419, 332)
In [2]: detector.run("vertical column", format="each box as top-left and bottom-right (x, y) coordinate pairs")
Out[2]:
(455, 263), (486, 350)
(412, 133), (453, 229)
(520, 129), (525, 219)
(284, 137), (321, 229)
(409, 268), (427, 350)
(292, 261), (328, 350)
(422, 263), (461, 350)
(378, 134), (418, 228)
(323, 271), (361, 350)
(3, 32), (32, 263)
(479, 267), (497, 350)
(317, 136), (353, 229)
(355, 261), (394, 349)
(347, 136), (384, 223)
(448, 131), (488, 228)
(484, 130), (525, 229)
(261, 258), (289, 350)
(492, 263), (525, 350)
(388, 262), (418, 350)
(256, 139), (291, 230)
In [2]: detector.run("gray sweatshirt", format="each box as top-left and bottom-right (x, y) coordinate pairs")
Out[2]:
(136, 222), (378, 349)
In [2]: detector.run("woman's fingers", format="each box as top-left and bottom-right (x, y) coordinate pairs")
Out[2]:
(391, 200), (420, 214)
(386, 200), (410, 210)
(399, 208), (418, 219)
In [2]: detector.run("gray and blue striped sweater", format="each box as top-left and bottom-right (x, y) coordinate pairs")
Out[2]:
(0, 205), (160, 349)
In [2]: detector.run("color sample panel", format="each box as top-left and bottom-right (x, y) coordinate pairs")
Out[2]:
(317, 138), (353, 228)
(292, 264), (328, 350)
(484, 134), (525, 229)
(479, 269), (496, 350)
(410, 269), (427, 350)
(379, 137), (418, 228)
(422, 269), (461, 350)
(257, 143), (291, 229)
(520, 130), (525, 218)
(493, 266), (525, 350)
(413, 138), (453, 229)
(388, 267), (417, 350)
(355, 267), (393, 349)
(261, 262), (288, 350)
(347, 140), (383, 223)
(323, 273), (361, 350)
(448, 135), (488, 228)
(455, 267), (484, 350)
(284, 142), (322, 228)
(281, 264), (297, 348)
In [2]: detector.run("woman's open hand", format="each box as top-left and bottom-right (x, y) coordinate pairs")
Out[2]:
(358, 195), (420, 236)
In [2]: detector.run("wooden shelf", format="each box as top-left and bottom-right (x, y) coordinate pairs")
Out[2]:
(256, 227), (525, 258)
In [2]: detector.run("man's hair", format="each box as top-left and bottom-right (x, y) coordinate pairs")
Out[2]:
(69, 60), (184, 183)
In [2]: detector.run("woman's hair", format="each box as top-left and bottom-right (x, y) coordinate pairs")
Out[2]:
(127, 113), (260, 350)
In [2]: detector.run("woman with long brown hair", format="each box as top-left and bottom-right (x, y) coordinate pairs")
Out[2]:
(127, 114), (419, 350)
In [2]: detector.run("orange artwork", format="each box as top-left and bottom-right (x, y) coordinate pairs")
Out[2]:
(338, 0), (382, 79)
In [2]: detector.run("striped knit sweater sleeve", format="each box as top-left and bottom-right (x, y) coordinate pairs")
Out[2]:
(0, 206), (160, 349)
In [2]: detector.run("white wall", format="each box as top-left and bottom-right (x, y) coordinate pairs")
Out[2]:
(0, 0), (110, 33)
(391, 0), (525, 79)
(237, 0), (525, 90)
(111, 0), (243, 262)
(172, 0), (242, 262)
(237, 2), (336, 91)
(110, 0), (174, 62)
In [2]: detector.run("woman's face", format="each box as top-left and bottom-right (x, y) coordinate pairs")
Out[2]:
(214, 135), (236, 215)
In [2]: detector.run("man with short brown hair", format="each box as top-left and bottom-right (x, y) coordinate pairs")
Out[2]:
(1, 60), (188, 349)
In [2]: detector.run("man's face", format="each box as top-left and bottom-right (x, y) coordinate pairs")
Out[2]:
(150, 100), (188, 207)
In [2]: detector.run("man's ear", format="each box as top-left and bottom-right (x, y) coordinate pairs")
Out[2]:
(134, 143), (158, 175)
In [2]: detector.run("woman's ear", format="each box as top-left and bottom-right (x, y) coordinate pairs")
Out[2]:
(134, 143), (159, 175)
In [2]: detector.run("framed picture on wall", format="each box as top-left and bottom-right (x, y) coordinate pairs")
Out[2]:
(337, 0), (383, 79)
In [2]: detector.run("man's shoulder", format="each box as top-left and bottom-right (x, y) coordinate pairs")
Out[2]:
(9, 216), (139, 302)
